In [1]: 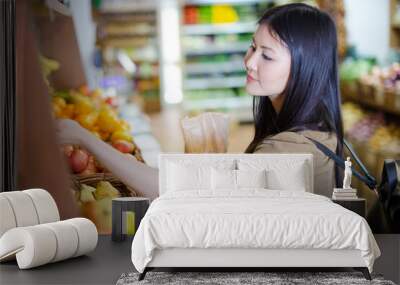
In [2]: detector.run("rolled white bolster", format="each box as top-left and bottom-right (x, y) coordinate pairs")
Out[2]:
(65, 218), (98, 257)
(0, 192), (39, 227)
(0, 196), (17, 237)
(23, 189), (60, 224)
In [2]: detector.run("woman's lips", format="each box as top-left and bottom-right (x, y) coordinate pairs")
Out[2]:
(246, 74), (257, 82)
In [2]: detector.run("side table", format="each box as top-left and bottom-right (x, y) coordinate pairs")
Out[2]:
(332, 198), (366, 218)
(112, 197), (150, 242)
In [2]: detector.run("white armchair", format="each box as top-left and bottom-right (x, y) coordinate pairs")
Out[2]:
(0, 189), (98, 269)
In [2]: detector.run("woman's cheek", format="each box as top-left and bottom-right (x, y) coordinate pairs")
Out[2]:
(260, 63), (289, 95)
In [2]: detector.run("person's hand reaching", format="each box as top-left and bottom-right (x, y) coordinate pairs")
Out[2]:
(55, 119), (88, 146)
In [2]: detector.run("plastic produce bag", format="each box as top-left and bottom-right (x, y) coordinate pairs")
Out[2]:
(180, 112), (230, 153)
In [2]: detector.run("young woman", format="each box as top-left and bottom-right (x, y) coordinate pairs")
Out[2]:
(56, 3), (343, 199)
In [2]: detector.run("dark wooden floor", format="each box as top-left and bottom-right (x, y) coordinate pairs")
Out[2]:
(0, 235), (398, 285)
(0, 235), (135, 285)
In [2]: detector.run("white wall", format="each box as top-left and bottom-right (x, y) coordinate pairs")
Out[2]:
(344, 0), (390, 64)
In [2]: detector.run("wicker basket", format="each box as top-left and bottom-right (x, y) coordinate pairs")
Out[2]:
(72, 173), (140, 234)
(71, 172), (139, 197)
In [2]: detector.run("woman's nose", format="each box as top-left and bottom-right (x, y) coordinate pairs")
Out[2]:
(245, 52), (257, 73)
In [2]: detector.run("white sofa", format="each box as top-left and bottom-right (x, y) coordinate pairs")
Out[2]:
(0, 189), (98, 269)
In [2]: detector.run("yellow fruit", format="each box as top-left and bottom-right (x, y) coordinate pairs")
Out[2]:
(91, 89), (102, 98)
(70, 92), (94, 115)
(62, 104), (75, 119)
(52, 97), (66, 109)
(97, 107), (120, 133)
(99, 131), (110, 141)
(76, 112), (98, 130)
(110, 130), (133, 143)
(119, 120), (131, 131)
(94, 181), (120, 200)
(52, 103), (63, 118)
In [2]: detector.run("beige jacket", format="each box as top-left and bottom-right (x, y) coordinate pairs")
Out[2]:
(254, 130), (338, 198)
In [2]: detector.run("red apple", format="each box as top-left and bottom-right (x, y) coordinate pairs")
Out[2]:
(112, 140), (134, 154)
(80, 155), (97, 175)
(69, 149), (89, 173)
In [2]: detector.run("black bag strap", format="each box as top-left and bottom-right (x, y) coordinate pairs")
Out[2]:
(305, 136), (378, 191)
(380, 159), (398, 206)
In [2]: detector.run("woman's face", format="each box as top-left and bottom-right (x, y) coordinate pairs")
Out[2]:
(244, 24), (291, 101)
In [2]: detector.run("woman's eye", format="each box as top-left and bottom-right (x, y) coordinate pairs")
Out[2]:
(262, 54), (272, 61)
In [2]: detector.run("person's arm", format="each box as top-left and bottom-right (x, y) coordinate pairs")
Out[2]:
(56, 119), (159, 200)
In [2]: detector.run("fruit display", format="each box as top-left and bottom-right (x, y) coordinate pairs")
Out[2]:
(62, 145), (104, 175)
(51, 86), (144, 162)
(342, 102), (400, 154)
(368, 125), (400, 153)
(53, 87), (144, 233)
(339, 59), (374, 83)
(360, 62), (400, 93)
(74, 180), (121, 234)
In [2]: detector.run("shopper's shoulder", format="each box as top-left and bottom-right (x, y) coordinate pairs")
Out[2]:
(255, 130), (337, 153)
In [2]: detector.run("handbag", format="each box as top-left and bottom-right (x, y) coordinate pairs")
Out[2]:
(306, 137), (400, 232)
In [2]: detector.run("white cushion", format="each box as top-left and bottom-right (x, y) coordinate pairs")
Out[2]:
(211, 169), (268, 191)
(238, 159), (308, 191)
(166, 159), (235, 192)
(23, 189), (60, 224)
(266, 162), (307, 191)
(0, 192), (39, 227)
(167, 163), (211, 191)
(159, 154), (313, 195)
(236, 169), (267, 189)
(211, 168), (236, 190)
(0, 218), (97, 269)
(0, 196), (17, 238)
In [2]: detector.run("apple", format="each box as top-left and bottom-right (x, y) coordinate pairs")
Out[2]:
(112, 140), (134, 154)
(80, 155), (97, 175)
(69, 149), (89, 173)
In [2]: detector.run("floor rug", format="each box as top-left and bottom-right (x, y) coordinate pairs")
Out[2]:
(116, 271), (396, 285)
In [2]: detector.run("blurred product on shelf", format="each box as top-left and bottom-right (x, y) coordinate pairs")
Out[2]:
(340, 60), (400, 115)
(341, 102), (400, 177)
(183, 4), (261, 25)
(181, 2), (264, 122)
(94, 4), (160, 114)
(360, 63), (400, 91)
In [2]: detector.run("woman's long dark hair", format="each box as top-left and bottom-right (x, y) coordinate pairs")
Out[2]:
(245, 3), (344, 186)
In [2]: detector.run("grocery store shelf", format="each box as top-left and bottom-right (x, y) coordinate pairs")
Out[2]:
(183, 22), (256, 35)
(185, 60), (244, 75)
(343, 93), (400, 117)
(99, 0), (158, 13)
(183, 96), (253, 121)
(184, 75), (246, 89)
(185, 42), (250, 56)
(183, 95), (252, 110)
(184, 0), (268, 5)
